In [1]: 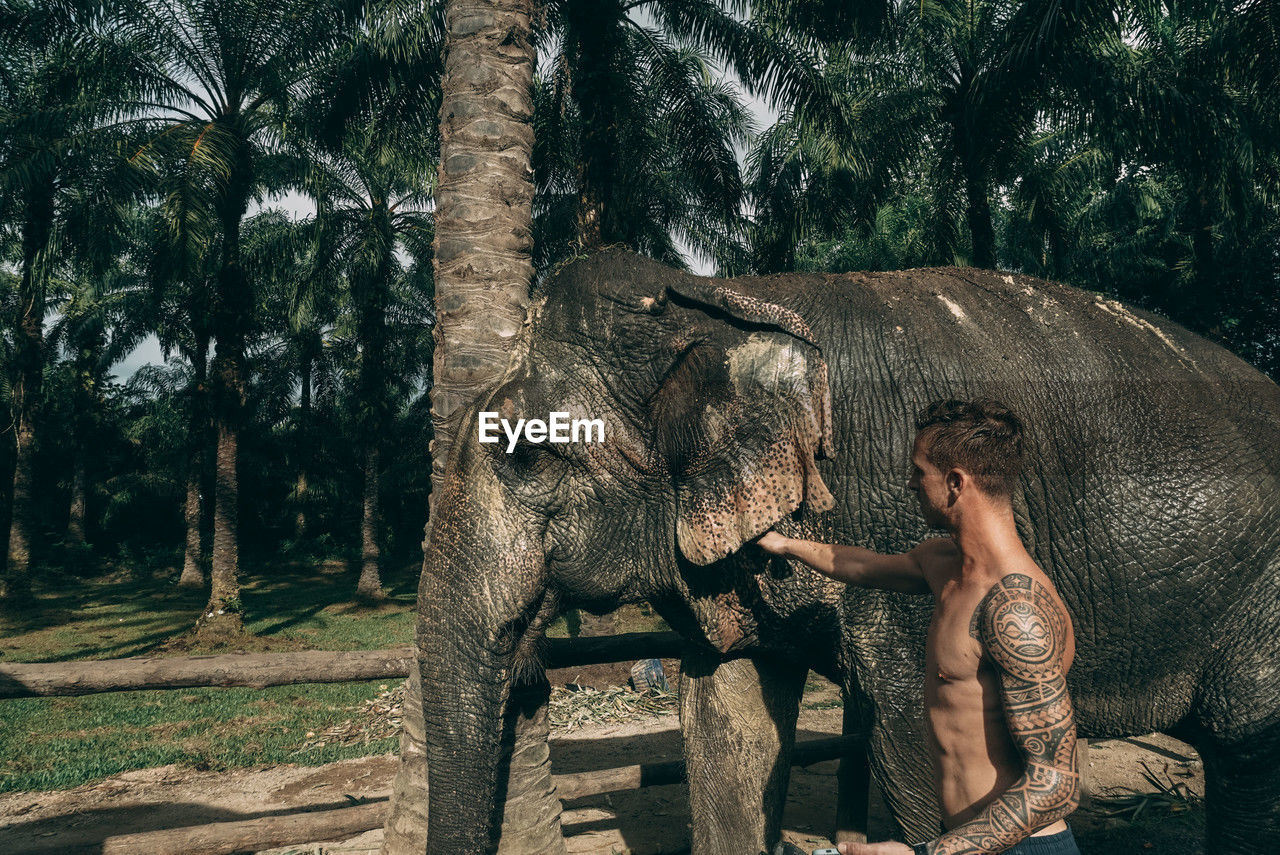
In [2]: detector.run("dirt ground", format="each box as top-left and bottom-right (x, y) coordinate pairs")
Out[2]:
(0, 666), (1205, 855)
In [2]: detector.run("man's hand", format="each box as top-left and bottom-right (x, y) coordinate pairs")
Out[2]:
(836, 841), (913, 855)
(756, 531), (790, 555)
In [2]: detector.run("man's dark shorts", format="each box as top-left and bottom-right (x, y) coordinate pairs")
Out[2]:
(1002, 825), (1081, 855)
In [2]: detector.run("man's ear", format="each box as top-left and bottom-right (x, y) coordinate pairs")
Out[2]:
(651, 279), (836, 567)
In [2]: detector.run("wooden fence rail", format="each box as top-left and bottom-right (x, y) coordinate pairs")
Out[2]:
(0, 631), (685, 699)
(18, 736), (863, 855)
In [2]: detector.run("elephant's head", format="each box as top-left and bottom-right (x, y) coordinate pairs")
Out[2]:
(419, 248), (837, 853)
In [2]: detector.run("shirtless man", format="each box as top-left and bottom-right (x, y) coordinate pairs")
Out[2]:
(757, 398), (1082, 855)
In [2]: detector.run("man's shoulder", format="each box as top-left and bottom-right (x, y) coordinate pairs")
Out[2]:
(968, 570), (1071, 672)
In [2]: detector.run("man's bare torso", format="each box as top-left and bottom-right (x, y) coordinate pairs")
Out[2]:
(916, 537), (1077, 836)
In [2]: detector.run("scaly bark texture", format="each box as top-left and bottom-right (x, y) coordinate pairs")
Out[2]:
(425, 0), (535, 510)
(381, 0), (556, 852)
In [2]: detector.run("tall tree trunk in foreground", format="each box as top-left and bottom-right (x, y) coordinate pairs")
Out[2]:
(381, 1), (564, 852)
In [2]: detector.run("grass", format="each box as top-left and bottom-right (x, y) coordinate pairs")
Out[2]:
(0, 551), (420, 793)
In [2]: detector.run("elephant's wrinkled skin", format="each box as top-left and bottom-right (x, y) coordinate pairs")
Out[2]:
(417, 248), (1280, 854)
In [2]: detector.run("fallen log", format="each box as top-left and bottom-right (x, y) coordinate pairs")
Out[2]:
(95, 799), (387, 855)
(0, 632), (684, 699)
(15, 735), (860, 855)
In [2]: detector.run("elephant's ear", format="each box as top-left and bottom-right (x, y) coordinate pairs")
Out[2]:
(653, 277), (836, 566)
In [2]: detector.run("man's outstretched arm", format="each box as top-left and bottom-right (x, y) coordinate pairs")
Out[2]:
(922, 572), (1081, 855)
(754, 531), (938, 594)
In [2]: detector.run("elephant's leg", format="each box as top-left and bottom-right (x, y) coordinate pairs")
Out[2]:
(680, 648), (807, 855)
(864, 711), (941, 843)
(1194, 578), (1280, 854)
(1200, 724), (1280, 855)
(380, 670), (566, 855)
(835, 702), (870, 845)
(492, 678), (567, 854)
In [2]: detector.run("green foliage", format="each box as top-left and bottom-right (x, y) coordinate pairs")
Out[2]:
(764, 0), (1280, 376)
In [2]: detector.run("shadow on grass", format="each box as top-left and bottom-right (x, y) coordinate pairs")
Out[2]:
(0, 552), (423, 664)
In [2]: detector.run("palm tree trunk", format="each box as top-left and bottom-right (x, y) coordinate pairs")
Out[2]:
(66, 335), (103, 547)
(354, 216), (392, 600)
(204, 416), (242, 633)
(964, 159), (996, 269)
(571, 1), (624, 249)
(356, 445), (383, 599)
(1189, 191), (1220, 336)
(178, 468), (205, 588)
(198, 181), (250, 638)
(381, 0), (559, 851)
(66, 362), (88, 546)
(179, 334), (210, 590)
(294, 348), (312, 542)
(66, 457), (87, 545)
(3, 185), (54, 603)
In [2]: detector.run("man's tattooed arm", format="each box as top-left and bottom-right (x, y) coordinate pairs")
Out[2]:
(924, 573), (1081, 855)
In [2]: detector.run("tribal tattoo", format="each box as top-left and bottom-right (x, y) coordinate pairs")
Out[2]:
(926, 573), (1080, 855)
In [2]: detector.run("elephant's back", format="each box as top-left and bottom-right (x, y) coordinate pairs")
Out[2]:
(785, 266), (1280, 733)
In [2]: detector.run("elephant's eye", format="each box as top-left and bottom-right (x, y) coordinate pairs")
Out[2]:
(499, 441), (564, 478)
(511, 443), (546, 470)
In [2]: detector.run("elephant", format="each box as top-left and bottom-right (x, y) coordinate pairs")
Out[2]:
(413, 247), (1280, 855)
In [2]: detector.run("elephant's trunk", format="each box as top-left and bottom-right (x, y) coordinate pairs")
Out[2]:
(420, 619), (511, 854)
(417, 530), (561, 855)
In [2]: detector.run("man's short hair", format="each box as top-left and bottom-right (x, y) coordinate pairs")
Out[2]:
(913, 398), (1025, 497)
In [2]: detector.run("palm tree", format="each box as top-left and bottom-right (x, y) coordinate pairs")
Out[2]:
(532, 31), (754, 274)
(0, 0), (139, 601)
(1119, 0), (1278, 335)
(299, 118), (435, 600)
(379, 0), (569, 850)
(532, 0), (886, 272)
(746, 0), (1120, 272)
(144, 195), (218, 589)
(281, 226), (341, 547)
(119, 0), (359, 633)
(47, 207), (152, 547)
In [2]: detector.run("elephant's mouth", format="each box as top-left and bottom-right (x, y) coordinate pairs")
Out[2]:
(506, 585), (560, 685)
